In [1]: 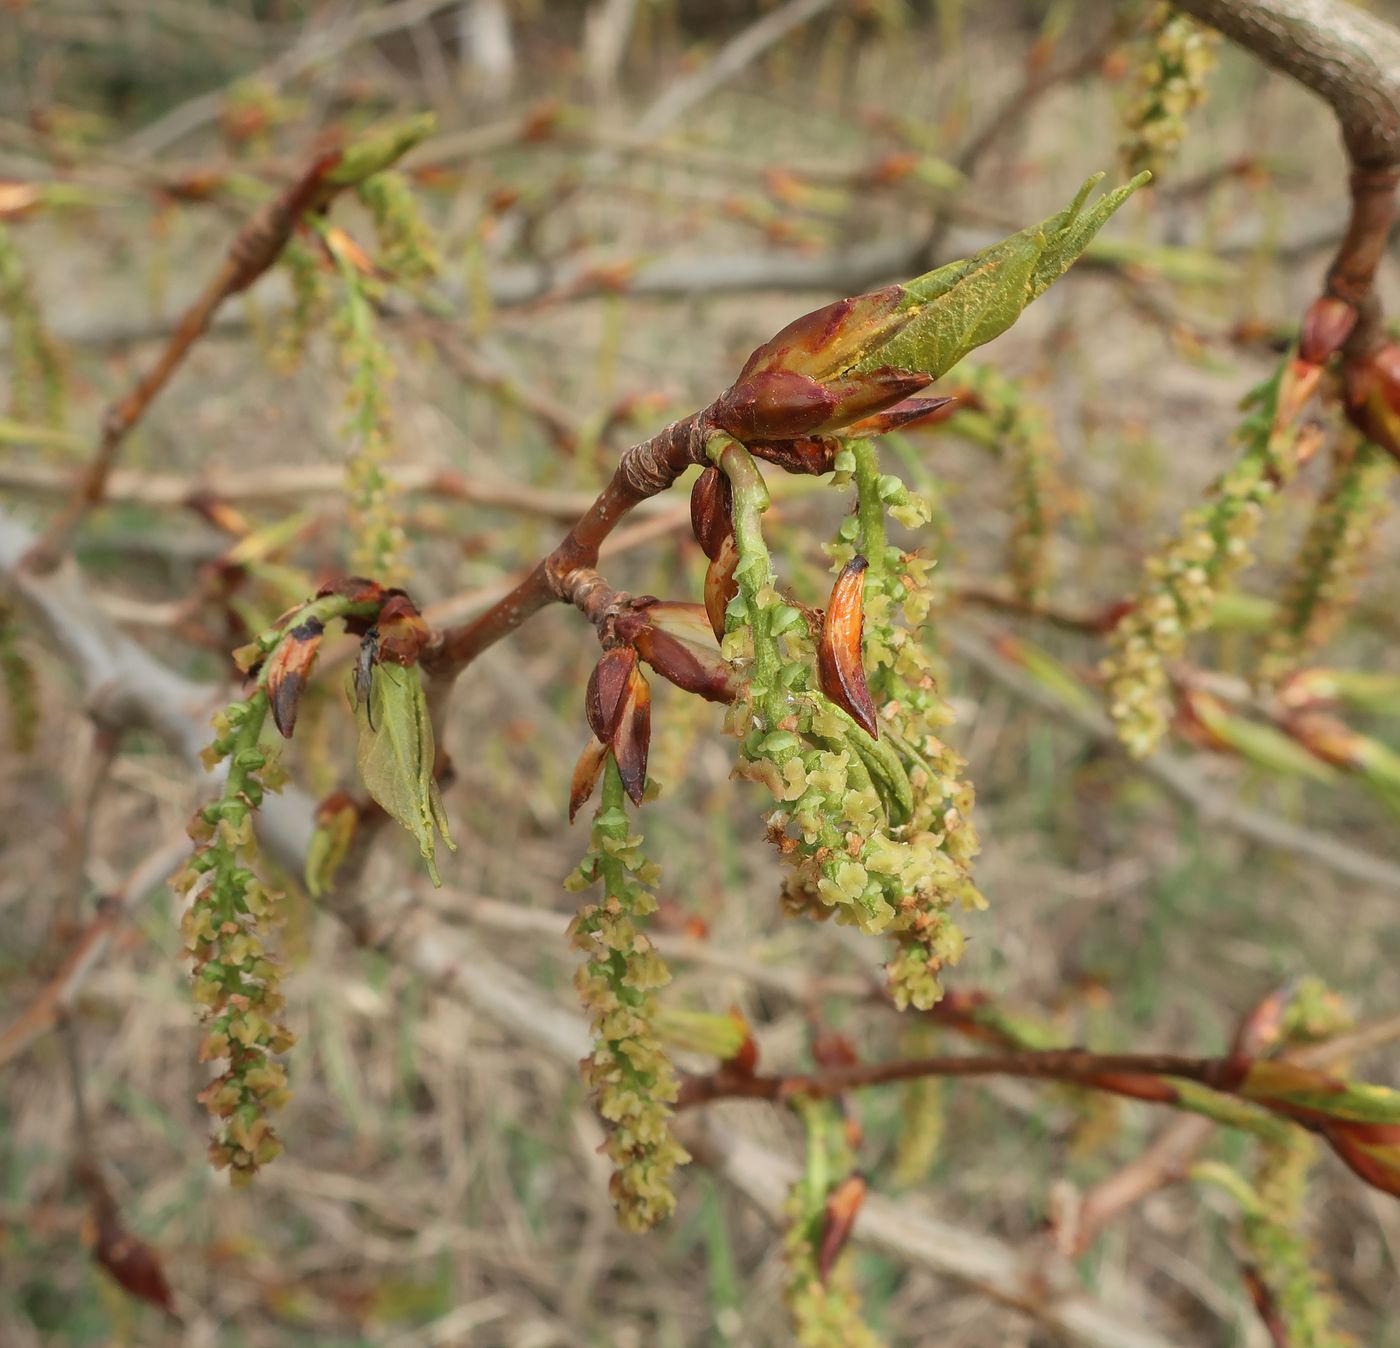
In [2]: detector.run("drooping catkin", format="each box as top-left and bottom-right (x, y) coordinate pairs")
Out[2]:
(0, 224), (67, 428)
(1261, 435), (1393, 682)
(1102, 358), (1308, 757)
(565, 756), (688, 1230)
(1120, 4), (1218, 179)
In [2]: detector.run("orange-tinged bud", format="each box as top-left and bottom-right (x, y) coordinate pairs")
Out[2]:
(818, 557), (879, 740)
(612, 667), (652, 806)
(737, 284), (908, 384)
(1299, 296), (1356, 366)
(586, 646), (638, 742)
(704, 534), (741, 642)
(265, 617), (324, 738)
(569, 737), (610, 822)
(817, 1174), (868, 1283)
(1229, 982), (1296, 1062)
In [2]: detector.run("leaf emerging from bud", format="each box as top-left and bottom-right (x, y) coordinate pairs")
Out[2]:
(265, 617), (324, 738)
(689, 465), (734, 561)
(587, 646), (638, 742)
(818, 557), (878, 740)
(612, 667), (652, 806)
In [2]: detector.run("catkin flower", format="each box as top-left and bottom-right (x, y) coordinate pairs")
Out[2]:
(1120, 5), (1218, 178)
(358, 170), (440, 282)
(716, 438), (980, 1010)
(1102, 358), (1309, 757)
(565, 757), (688, 1230)
(1261, 436), (1393, 682)
(176, 690), (295, 1185)
(271, 232), (330, 371)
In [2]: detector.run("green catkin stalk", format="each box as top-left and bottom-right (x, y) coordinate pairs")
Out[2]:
(1120, 4), (1218, 179)
(891, 1023), (945, 1187)
(0, 223), (67, 429)
(783, 1098), (883, 1348)
(271, 233), (330, 372)
(1102, 357), (1306, 757)
(1261, 436), (1394, 682)
(565, 756), (688, 1230)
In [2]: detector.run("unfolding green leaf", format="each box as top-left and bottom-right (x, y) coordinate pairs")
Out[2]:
(354, 662), (455, 884)
(854, 172), (1148, 381)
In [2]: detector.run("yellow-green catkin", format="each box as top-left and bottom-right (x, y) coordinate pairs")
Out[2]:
(891, 1024), (945, 1187)
(1102, 358), (1304, 757)
(565, 757), (689, 1230)
(1261, 436), (1394, 682)
(1120, 4), (1218, 178)
(176, 690), (295, 1185)
(718, 439), (980, 1011)
(272, 233), (330, 371)
(784, 1099), (883, 1348)
(953, 366), (1063, 603)
(329, 248), (406, 582)
(0, 223), (66, 428)
(358, 171), (440, 283)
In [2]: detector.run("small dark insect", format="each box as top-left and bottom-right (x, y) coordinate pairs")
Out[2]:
(352, 626), (381, 731)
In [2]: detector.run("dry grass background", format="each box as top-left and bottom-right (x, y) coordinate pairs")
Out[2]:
(2, 2), (1400, 1344)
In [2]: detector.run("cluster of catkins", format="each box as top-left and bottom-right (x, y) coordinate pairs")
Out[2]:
(1120, 4), (1218, 178)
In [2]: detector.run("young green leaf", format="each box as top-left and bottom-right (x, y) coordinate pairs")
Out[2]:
(354, 662), (456, 884)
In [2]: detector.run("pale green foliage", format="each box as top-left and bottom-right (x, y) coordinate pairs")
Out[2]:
(565, 758), (689, 1230)
(354, 662), (456, 885)
(856, 173), (1147, 381)
(1102, 357), (1306, 757)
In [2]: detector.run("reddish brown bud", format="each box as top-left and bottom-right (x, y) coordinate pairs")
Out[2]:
(746, 435), (840, 475)
(630, 604), (740, 705)
(689, 466), (734, 561)
(569, 736), (610, 822)
(1230, 982), (1296, 1063)
(817, 557), (879, 740)
(586, 646), (638, 742)
(738, 285), (908, 383)
(816, 1174), (868, 1283)
(264, 617), (324, 738)
(1299, 296), (1357, 366)
(811, 368), (934, 433)
(375, 594), (430, 666)
(846, 395), (957, 435)
(612, 667), (652, 806)
(711, 368), (838, 441)
(810, 1030), (860, 1070)
(77, 1163), (177, 1318)
(704, 533), (741, 642)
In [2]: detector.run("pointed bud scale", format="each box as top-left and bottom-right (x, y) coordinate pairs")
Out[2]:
(611, 667), (652, 806)
(818, 557), (879, 740)
(846, 395), (958, 435)
(816, 1174), (868, 1284)
(704, 533), (741, 642)
(265, 617), (325, 738)
(1299, 296), (1356, 366)
(745, 435), (840, 476)
(807, 368), (935, 434)
(689, 466), (734, 562)
(76, 1165), (177, 1318)
(569, 737), (610, 822)
(1229, 982), (1296, 1063)
(586, 646), (638, 742)
(633, 624), (740, 704)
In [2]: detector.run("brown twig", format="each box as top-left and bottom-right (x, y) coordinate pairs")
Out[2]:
(20, 149), (343, 573)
